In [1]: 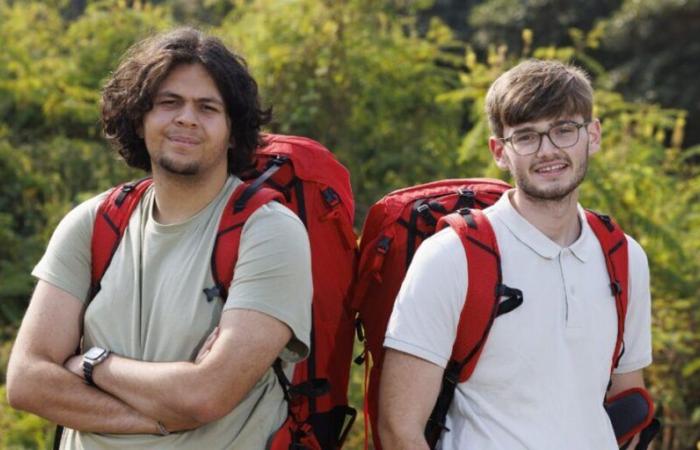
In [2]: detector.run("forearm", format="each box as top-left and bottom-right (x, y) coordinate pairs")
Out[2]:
(378, 349), (443, 450)
(7, 356), (158, 434)
(379, 422), (430, 450)
(91, 355), (213, 430)
(88, 311), (292, 430)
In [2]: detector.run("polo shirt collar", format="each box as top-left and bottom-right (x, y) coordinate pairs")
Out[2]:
(491, 191), (593, 262)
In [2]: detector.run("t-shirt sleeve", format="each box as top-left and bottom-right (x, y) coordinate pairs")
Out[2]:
(31, 193), (106, 303)
(614, 235), (653, 374)
(225, 202), (313, 363)
(384, 228), (468, 369)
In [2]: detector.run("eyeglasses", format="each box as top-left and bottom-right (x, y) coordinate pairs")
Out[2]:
(500, 121), (591, 156)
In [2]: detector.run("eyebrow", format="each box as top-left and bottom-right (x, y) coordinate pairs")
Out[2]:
(510, 119), (579, 133)
(155, 91), (224, 106)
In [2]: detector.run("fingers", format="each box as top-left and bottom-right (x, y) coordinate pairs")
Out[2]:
(194, 326), (219, 364)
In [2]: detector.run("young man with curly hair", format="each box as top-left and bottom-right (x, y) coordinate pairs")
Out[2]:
(378, 60), (652, 449)
(7, 28), (312, 449)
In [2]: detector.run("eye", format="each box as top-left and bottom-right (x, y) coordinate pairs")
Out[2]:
(512, 132), (538, 145)
(554, 124), (577, 136)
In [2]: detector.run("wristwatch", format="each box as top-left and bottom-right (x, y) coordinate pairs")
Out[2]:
(82, 346), (110, 387)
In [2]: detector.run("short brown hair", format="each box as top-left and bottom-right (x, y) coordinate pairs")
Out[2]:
(101, 27), (271, 175)
(485, 59), (593, 137)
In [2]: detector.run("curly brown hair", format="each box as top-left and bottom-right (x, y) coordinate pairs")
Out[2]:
(101, 27), (271, 175)
(485, 59), (593, 138)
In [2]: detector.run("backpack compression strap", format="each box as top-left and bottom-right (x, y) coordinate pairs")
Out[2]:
(207, 182), (284, 303)
(90, 177), (153, 301)
(584, 210), (629, 373)
(425, 209), (523, 448)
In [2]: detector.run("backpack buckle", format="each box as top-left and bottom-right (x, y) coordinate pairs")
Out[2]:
(322, 188), (341, 207)
(268, 155), (289, 167)
(417, 204), (437, 226)
(116, 183), (136, 206)
(376, 236), (391, 254)
(457, 188), (474, 199)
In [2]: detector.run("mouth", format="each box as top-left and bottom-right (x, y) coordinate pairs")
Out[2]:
(167, 135), (202, 146)
(533, 162), (569, 175)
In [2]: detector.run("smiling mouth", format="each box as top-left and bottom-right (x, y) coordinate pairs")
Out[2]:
(534, 163), (568, 174)
(168, 135), (201, 145)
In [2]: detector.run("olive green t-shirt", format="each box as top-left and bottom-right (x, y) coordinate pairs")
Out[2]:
(32, 176), (313, 449)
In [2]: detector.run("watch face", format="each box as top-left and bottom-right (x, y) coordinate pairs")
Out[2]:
(85, 347), (107, 360)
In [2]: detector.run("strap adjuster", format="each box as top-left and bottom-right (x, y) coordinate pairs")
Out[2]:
(322, 187), (340, 207)
(611, 280), (622, 296)
(377, 236), (391, 254)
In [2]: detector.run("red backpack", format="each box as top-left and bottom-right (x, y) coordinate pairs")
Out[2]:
(351, 178), (511, 449)
(84, 134), (357, 450)
(352, 178), (651, 449)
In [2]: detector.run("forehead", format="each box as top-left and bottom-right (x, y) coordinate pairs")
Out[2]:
(156, 63), (223, 101)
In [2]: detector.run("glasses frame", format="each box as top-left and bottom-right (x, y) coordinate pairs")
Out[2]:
(500, 121), (591, 156)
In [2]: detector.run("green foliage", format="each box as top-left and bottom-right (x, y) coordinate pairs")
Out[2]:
(467, 0), (618, 55)
(595, 0), (700, 147)
(0, 385), (53, 450)
(217, 0), (464, 218)
(0, 1), (698, 449)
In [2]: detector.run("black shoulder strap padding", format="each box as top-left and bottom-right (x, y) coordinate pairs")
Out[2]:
(234, 156), (288, 213)
(405, 199), (424, 269)
(425, 361), (460, 449)
(53, 424), (63, 450)
(273, 359), (291, 401)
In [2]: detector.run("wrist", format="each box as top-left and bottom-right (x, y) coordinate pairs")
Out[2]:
(82, 347), (111, 387)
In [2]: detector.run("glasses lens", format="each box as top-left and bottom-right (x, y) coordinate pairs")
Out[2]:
(549, 123), (580, 148)
(511, 131), (540, 154)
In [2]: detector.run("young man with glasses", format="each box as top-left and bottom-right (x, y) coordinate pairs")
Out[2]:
(378, 60), (652, 449)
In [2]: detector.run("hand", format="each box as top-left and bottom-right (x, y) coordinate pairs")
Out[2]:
(194, 327), (219, 364)
(64, 354), (85, 379)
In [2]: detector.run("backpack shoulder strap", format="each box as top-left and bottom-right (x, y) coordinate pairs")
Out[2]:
(208, 182), (284, 302)
(90, 177), (152, 301)
(585, 209), (629, 373)
(440, 208), (523, 382)
(425, 208), (523, 447)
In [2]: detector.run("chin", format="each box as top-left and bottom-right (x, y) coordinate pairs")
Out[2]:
(158, 157), (200, 176)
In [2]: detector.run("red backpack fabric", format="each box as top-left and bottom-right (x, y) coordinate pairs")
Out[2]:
(351, 178), (511, 450)
(242, 135), (358, 450)
(88, 134), (358, 450)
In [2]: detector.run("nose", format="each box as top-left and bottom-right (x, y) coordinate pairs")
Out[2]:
(536, 132), (559, 156)
(174, 104), (198, 128)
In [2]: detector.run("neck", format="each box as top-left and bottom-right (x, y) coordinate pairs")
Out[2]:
(509, 189), (581, 247)
(150, 169), (228, 225)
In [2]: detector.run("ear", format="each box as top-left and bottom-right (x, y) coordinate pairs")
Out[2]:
(136, 124), (144, 139)
(488, 136), (511, 171)
(586, 119), (602, 155)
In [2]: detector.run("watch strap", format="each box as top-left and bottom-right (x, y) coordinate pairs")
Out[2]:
(82, 348), (110, 387)
(83, 361), (96, 386)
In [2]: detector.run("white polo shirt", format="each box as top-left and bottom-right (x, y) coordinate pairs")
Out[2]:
(384, 191), (652, 450)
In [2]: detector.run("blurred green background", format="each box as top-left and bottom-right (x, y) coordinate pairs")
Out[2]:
(0, 0), (698, 448)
